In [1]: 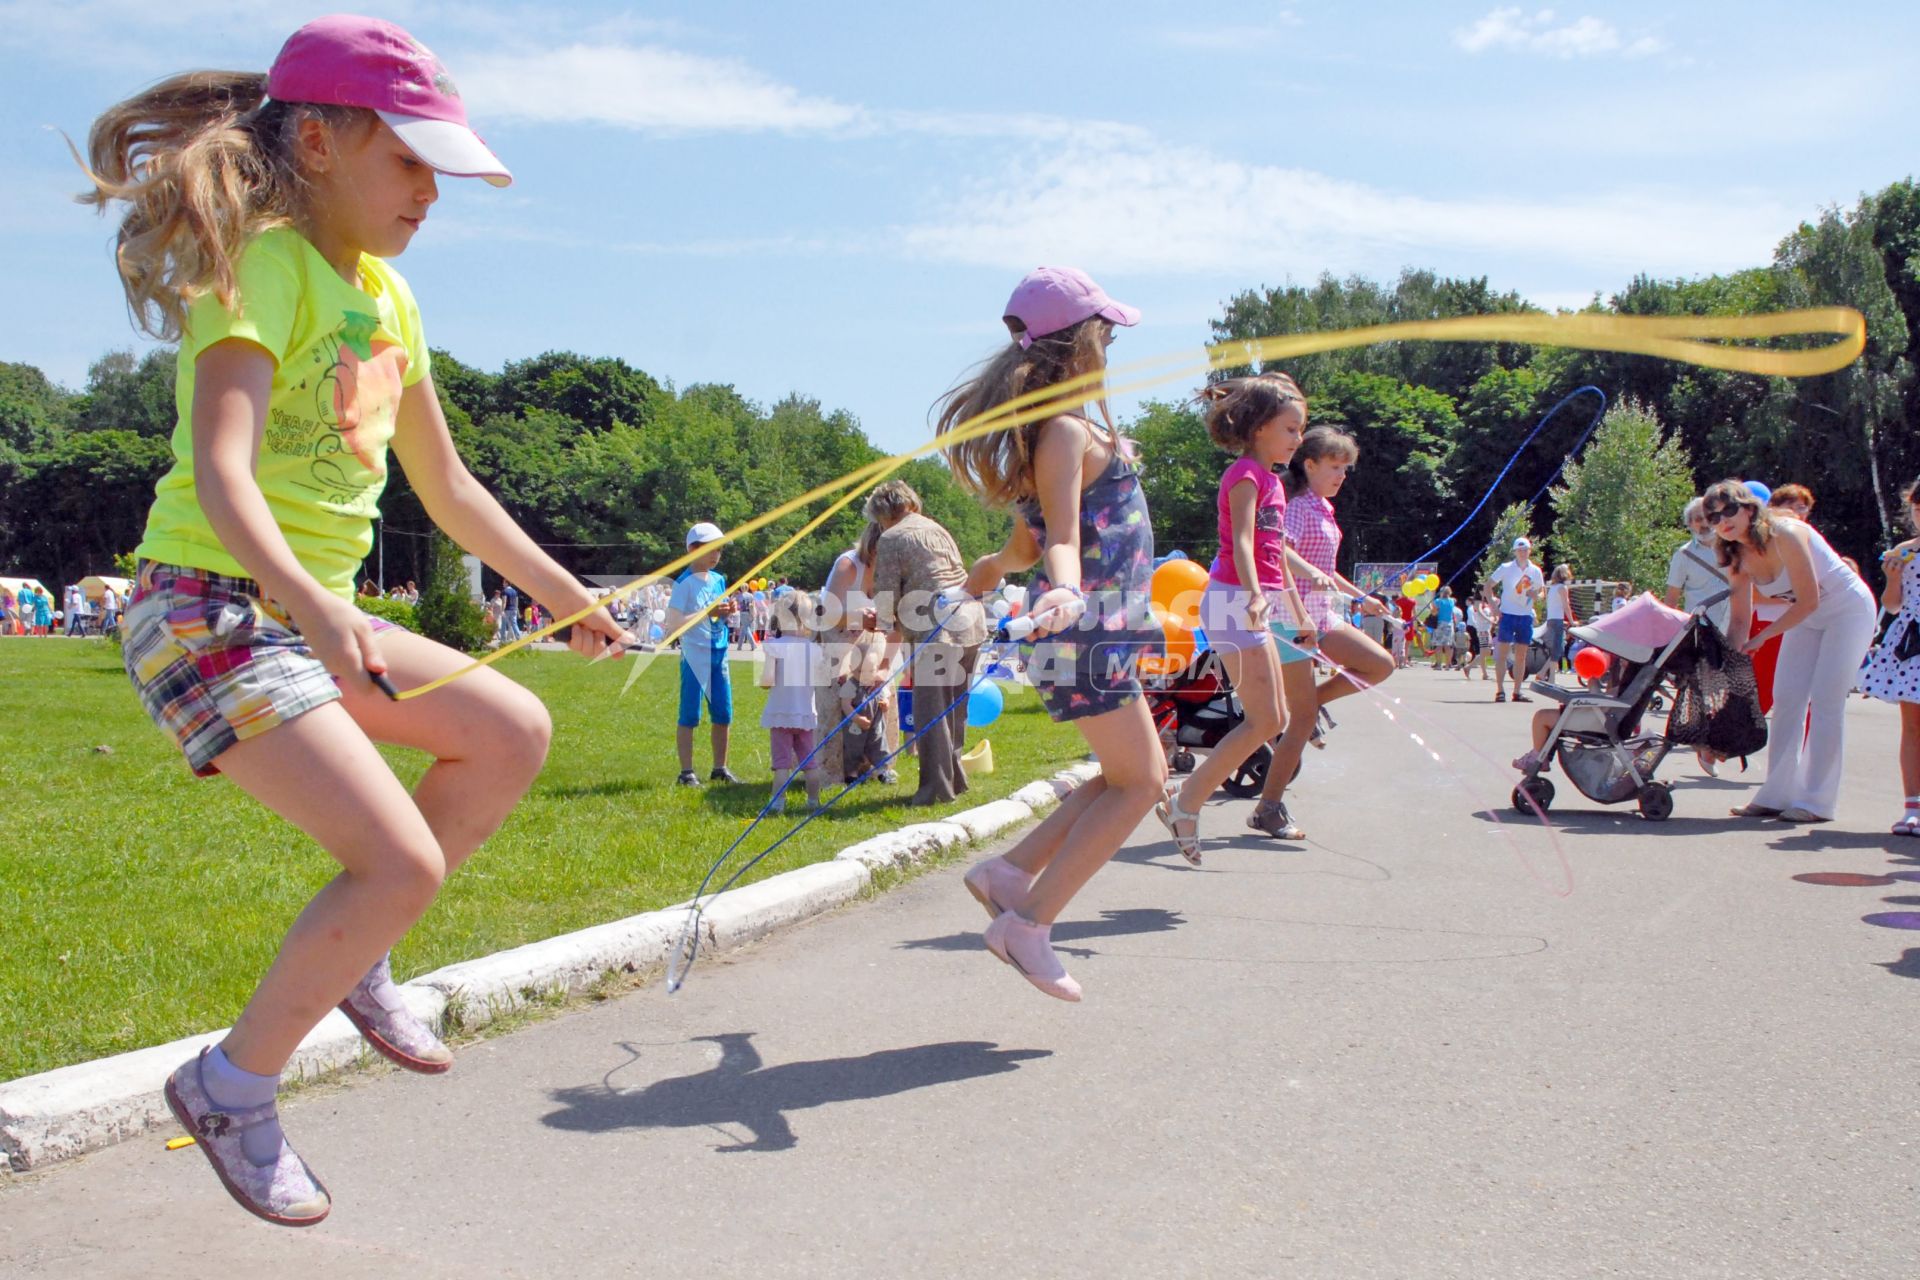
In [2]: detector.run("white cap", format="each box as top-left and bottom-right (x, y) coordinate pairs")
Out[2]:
(686, 521), (725, 549)
(1512, 536), (1533, 550)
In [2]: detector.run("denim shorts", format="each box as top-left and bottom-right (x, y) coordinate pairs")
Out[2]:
(1496, 612), (1535, 645)
(122, 561), (396, 777)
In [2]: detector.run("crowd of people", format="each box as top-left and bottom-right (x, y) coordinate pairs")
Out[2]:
(0, 581), (124, 637)
(55, 14), (1919, 1228)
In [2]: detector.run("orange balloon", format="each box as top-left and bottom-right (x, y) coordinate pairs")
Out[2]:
(1140, 622), (1192, 678)
(1151, 559), (1209, 631)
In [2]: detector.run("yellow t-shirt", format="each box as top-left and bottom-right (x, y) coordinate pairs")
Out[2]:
(136, 227), (430, 600)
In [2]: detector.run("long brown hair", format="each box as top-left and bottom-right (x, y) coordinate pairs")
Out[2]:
(77, 71), (368, 341)
(1704, 479), (1776, 570)
(1194, 372), (1303, 453)
(935, 316), (1113, 507)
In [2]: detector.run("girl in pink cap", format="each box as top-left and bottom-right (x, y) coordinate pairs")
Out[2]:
(946, 266), (1163, 1002)
(79, 17), (631, 1226)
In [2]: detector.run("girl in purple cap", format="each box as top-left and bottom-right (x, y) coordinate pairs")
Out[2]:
(945, 266), (1162, 1001)
(79, 17), (631, 1226)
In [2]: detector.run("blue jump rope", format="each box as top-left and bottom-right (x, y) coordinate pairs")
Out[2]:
(1381, 385), (1609, 595)
(666, 601), (1051, 991)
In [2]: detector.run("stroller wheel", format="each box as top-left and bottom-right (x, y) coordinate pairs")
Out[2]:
(1511, 776), (1555, 815)
(1637, 782), (1674, 821)
(1221, 743), (1272, 798)
(1171, 749), (1197, 774)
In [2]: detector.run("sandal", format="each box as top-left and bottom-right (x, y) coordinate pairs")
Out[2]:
(1247, 800), (1305, 841)
(1776, 807), (1832, 824)
(1728, 802), (1784, 818)
(1893, 811), (1920, 837)
(1494, 690), (1506, 703)
(1155, 786), (1204, 866)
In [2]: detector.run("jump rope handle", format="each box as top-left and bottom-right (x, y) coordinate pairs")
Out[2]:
(370, 672), (400, 701)
(995, 594), (1087, 641)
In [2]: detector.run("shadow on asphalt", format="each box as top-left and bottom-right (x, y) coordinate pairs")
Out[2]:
(1767, 830), (1916, 853)
(1467, 808), (1757, 836)
(541, 1033), (1049, 1153)
(1115, 834), (1394, 882)
(898, 907), (1185, 961)
(1877, 949), (1920, 979)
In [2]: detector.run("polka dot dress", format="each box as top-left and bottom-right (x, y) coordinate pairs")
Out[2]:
(1859, 553), (1920, 704)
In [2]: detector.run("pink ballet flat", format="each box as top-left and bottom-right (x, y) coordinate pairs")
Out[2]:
(963, 856), (1035, 920)
(983, 911), (1081, 1002)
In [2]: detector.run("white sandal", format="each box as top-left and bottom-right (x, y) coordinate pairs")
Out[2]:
(1154, 786), (1203, 866)
(1893, 811), (1920, 837)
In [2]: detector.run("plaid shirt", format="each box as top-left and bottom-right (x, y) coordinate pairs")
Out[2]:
(1284, 490), (1345, 628)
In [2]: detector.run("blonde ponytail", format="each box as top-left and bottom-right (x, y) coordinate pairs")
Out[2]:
(77, 72), (364, 340)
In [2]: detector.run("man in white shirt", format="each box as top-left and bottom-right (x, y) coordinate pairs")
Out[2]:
(1486, 537), (1542, 703)
(1664, 498), (1731, 633)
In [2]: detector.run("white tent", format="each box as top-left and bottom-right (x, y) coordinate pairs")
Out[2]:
(0, 576), (48, 600)
(80, 575), (133, 602)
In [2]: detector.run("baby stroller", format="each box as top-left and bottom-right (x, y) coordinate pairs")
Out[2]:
(1146, 652), (1272, 798)
(1511, 594), (1757, 821)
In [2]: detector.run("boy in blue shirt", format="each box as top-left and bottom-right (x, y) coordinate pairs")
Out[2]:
(665, 522), (741, 785)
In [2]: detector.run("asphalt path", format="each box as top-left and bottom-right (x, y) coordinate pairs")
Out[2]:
(5, 672), (1917, 1278)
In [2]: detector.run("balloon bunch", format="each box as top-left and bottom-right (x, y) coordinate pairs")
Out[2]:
(1399, 572), (1442, 601)
(1143, 557), (1209, 677)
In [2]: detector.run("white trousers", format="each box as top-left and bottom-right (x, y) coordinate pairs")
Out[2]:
(1752, 598), (1878, 818)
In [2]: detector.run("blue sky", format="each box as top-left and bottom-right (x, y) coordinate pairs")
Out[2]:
(5, 1), (1916, 452)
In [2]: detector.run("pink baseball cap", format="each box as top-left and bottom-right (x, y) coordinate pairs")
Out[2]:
(1003, 266), (1140, 349)
(267, 15), (511, 188)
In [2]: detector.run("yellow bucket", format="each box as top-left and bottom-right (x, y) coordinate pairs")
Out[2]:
(960, 738), (994, 777)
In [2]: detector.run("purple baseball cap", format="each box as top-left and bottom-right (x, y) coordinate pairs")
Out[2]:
(1003, 266), (1140, 349)
(267, 15), (511, 188)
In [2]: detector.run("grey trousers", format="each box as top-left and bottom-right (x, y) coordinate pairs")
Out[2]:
(908, 640), (980, 805)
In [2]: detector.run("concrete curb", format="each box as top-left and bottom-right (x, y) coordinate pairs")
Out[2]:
(0, 762), (1098, 1172)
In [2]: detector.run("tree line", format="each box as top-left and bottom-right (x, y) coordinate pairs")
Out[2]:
(3, 178), (1915, 596)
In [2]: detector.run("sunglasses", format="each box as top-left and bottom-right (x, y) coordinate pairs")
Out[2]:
(1703, 504), (1743, 525)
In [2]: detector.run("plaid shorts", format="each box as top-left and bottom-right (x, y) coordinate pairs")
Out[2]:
(123, 561), (388, 777)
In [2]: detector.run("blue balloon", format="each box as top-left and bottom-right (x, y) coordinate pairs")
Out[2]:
(649, 623), (664, 642)
(966, 678), (1004, 726)
(1743, 480), (1771, 504)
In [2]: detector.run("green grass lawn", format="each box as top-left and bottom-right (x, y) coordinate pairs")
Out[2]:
(0, 639), (1084, 1081)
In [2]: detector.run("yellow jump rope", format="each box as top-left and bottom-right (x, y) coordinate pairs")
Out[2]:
(389, 306), (1866, 702)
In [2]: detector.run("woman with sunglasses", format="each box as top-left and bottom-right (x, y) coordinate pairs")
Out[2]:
(1705, 480), (1877, 823)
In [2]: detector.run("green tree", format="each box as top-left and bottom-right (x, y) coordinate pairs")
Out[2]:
(1129, 398), (1220, 560)
(1477, 501), (1538, 590)
(72, 348), (176, 437)
(491, 351), (661, 430)
(414, 530), (490, 653)
(1547, 399), (1698, 594)
(0, 360), (73, 453)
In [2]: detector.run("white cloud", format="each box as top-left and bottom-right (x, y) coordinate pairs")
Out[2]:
(1157, 14), (1303, 51)
(895, 135), (1791, 282)
(457, 44), (861, 133)
(1454, 7), (1666, 59)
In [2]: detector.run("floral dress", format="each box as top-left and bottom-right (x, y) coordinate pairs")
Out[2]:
(1016, 434), (1160, 721)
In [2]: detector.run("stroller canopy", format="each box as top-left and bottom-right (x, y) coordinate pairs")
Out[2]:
(1569, 592), (1692, 664)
